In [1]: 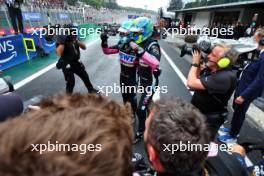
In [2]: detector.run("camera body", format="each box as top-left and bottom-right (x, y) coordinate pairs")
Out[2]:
(180, 39), (212, 62)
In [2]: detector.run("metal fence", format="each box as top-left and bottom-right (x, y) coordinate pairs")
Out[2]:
(0, 5), (84, 32)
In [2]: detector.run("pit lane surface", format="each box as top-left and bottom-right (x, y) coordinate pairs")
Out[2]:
(14, 37), (264, 164)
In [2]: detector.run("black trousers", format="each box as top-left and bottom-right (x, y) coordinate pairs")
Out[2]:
(120, 72), (138, 115)
(7, 7), (24, 34)
(62, 62), (94, 94)
(205, 112), (226, 140)
(137, 77), (159, 133)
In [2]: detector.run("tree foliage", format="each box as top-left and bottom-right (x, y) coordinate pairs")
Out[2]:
(65, 0), (155, 13)
(66, 0), (77, 6)
(85, 0), (103, 8)
(168, 0), (183, 10)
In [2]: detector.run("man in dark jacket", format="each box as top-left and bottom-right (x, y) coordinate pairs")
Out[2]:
(5, 0), (24, 34)
(56, 25), (97, 94)
(219, 35), (264, 143)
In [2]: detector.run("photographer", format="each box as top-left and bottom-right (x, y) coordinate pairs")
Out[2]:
(187, 44), (237, 140)
(56, 25), (97, 94)
(5, 0), (24, 34)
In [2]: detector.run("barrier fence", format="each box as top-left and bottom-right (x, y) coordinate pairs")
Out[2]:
(0, 6), (84, 35)
(0, 22), (100, 71)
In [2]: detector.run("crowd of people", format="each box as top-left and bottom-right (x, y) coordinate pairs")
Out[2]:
(0, 93), (254, 176)
(26, 0), (66, 10)
(0, 0), (66, 9)
(168, 19), (263, 40)
(209, 21), (263, 39)
(1, 13), (264, 175)
(0, 0), (151, 36)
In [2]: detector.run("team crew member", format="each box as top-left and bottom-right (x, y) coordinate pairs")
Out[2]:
(56, 25), (97, 94)
(100, 21), (138, 115)
(218, 36), (264, 143)
(5, 0), (24, 34)
(187, 44), (237, 140)
(129, 17), (161, 143)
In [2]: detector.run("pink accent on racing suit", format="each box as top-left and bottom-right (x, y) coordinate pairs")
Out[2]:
(140, 51), (160, 71)
(102, 47), (119, 55)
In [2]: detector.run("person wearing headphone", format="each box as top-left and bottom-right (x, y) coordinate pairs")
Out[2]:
(187, 44), (237, 140)
(218, 37), (264, 143)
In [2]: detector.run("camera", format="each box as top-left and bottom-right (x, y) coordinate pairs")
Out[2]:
(180, 38), (212, 62)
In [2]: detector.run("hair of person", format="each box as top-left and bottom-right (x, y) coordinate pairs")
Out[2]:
(146, 97), (210, 174)
(256, 27), (264, 37)
(0, 93), (133, 176)
(215, 43), (231, 57)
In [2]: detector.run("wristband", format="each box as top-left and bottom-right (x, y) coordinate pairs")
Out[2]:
(191, 63), (200, 68)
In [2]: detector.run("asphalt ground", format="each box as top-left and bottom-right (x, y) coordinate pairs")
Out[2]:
(10, 36), (264, 167)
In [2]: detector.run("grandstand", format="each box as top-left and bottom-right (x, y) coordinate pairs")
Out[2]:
(26, 0), (65, 9)
(0, 0), (157, 36)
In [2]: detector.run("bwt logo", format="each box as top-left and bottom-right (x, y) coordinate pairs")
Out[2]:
(119, 52), (136, 62)
(0, 40), (17, 64)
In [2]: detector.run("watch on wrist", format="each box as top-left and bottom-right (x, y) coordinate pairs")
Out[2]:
(191, 63), (200, 68)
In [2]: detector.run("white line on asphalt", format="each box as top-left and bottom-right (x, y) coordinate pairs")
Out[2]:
(14, 63), (57, 90)
(14, 39), (99, 90)
(161, 47), (254, 166)
(160, 48), (194, 95)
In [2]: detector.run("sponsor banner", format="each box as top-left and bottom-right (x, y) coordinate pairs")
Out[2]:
(23, 12), (42, 21)
(128, 15), (139, 19)
(59, 13), (69, 20)
(25, 31), (56, 54)
(41, 37), (56, 53)
(0, 35), (28, 70)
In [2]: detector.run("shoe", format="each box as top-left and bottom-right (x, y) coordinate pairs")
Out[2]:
(218, 127), (231, 136)
(218, 134), (238, 144)
(132, 153), (147, 171)
(134, 132), (144, 144)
